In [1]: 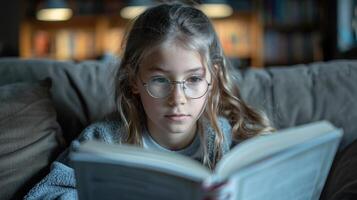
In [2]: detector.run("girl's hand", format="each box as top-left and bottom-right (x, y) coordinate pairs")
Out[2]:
(202, 181), (231, 200)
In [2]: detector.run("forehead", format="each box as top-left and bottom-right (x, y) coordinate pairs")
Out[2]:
(139, 42), (206, 74)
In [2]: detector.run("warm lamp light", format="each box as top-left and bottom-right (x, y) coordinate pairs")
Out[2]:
(120, 0), (153, 19)
(198, 0), (233, 18)
(36, 0), (73, 21)
(120, 6), (148, 19)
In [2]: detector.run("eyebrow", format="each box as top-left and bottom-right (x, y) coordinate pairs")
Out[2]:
(147, 66), (204, 74)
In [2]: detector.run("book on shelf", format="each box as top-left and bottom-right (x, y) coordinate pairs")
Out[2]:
(104, 28), (125, 56)
(74, 30), (95, 60)
(33, 31), (51, 57)
(44, 29), (96, 60)
(70, 120), (342, 200)
(213, 19), (251, 58)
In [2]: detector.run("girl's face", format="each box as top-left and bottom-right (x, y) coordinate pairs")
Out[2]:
(134, 43), (211, 148)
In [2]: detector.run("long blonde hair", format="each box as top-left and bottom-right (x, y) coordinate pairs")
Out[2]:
(114, 2), (274, 169)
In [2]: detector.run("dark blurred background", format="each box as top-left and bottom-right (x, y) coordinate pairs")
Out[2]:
(0, 0), (356, 68)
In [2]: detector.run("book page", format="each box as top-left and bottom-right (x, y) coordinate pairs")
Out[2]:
(211, 121), (342, 200)
(214, 121), (341, 180)
(71, 141), (211, 181)
(70, 141), (212, 200)
(74, 159), (204, 200)
(227, 140), (339, 200)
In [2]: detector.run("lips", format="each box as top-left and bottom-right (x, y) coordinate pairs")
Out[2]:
(165, 114), (190, 121)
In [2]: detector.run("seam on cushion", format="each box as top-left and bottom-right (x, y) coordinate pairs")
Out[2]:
(266, 68), (276, 128)
(0, 127), (59, 157)
(310, 66), (317, 122)
(0, 98), (51, 124)
(64, 70), (89, 124)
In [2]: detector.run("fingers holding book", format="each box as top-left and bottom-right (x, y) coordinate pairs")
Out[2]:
(202, 180), (231, 200)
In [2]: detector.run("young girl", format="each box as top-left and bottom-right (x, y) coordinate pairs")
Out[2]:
(25, 2), (273, 199)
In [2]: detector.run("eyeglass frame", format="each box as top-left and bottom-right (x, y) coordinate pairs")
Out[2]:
(139, 76), (212, 99)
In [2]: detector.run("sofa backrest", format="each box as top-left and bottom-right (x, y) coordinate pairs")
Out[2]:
(0, 58), (117, 143)
(1, 58), (357, 151)
(239, 60), (357, 150)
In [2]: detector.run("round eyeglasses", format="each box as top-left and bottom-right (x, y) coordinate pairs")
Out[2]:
(141, 76), (211, 99)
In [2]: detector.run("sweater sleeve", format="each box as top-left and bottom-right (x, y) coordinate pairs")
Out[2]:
(218, 117), (233, 154)
(24, 120), (122, 200)
(24, 161), (77, 200)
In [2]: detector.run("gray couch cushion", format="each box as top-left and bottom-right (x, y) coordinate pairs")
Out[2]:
(239, 60), (357, 150)
(0, 79), (63, 200)
(0, 59), (117, 143)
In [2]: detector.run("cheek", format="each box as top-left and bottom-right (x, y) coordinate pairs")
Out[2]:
(190, 95), (209, 115)
(139, 90), (162, 114)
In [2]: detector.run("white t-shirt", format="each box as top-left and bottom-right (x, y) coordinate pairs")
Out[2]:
(142, 129), (203, 162)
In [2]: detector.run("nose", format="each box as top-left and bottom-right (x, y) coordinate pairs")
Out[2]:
(167, 83), (187, 106)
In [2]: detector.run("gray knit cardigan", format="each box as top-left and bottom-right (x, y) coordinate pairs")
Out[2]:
(24, 117), (232, 200)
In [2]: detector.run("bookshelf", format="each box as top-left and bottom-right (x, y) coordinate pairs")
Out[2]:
(20, 11), (263, 67)
(20, 16), (117, 61)
(212, 12), (263, 68)
(19, 0), (325, 67)
(257, 0), (324, 66)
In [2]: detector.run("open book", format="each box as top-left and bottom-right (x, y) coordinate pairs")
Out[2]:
(70, 120), (342, 200)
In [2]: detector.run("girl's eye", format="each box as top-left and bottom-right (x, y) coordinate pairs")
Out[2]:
(150, 76), (169, 84)
(186, 76), (203, 83)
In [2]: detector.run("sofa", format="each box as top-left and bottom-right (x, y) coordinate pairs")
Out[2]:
(1, 58), (357, 200)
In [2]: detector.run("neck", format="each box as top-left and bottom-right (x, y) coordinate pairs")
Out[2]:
(146, 123), (197, 151)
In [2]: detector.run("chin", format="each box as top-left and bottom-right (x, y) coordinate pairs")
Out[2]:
(163, 124), (194, 134)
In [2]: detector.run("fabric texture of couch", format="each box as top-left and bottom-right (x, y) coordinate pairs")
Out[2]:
(1, 58), (357, 199)
(0, 78), (63, 199)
